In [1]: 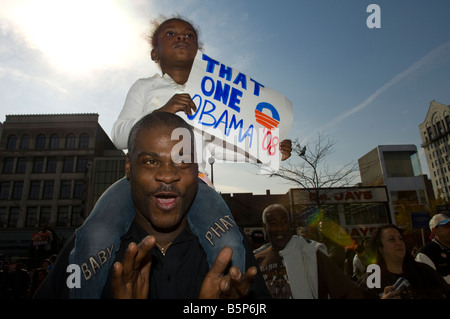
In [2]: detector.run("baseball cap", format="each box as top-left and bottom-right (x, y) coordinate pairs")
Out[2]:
(429, 213), (450, 230)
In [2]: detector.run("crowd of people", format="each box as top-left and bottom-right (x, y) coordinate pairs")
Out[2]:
(2, 210), (449, 300)
(253, 205), (450, 299)
(0, 255), (56, 299)
(3, 15), (449, 301)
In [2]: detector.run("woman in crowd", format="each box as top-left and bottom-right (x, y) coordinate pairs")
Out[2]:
(359, 224), (448, 299)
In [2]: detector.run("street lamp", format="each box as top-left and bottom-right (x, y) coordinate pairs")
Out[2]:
(208, 157), (215, 184)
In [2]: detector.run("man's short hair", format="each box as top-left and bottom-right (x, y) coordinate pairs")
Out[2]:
(127, 111), (195, 159)
(262, 204), (288, 224)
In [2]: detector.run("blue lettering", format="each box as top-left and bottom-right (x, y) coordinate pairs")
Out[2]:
(214, 110), (229, 132)
(198, 100), (216, 126)
(219, 64), (233, 81)
(228, 87), (243, 112)
(229, 115), (254, 148)
(233, 73), (247, 90)
(187, 97), (255, 148)
(240, 125), (254, 147)
(202, 53), (264, 98)
(213, 80), (231, 105)
(201, 76), (215, 97)
(187, 95), (202, 121)
(250, 78), (264, 96)
(228, 115), (243, 135)
(202, 54), (220, 73)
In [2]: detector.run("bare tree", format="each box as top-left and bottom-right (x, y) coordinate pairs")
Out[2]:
(265, 133), (359, 207)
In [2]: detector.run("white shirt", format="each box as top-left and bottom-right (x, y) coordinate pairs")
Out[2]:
(112, 73), (184, 149)
(352, 254), (366, 279)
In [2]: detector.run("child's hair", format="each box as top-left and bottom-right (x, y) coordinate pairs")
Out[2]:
(145, 14), (203, 51)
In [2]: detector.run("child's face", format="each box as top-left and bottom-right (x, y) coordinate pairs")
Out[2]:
(152, 19), (198, 72)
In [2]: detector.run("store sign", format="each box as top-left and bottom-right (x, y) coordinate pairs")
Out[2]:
(410, 212), (430, 229)
(291, 187), (388, 205)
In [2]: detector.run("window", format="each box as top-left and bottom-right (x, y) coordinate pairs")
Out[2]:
(63, 157), (74, 172)
(79, 133), (89, 149)
(46, 157), (57, 173)
(390, 190), (419, 205)
(57, 206), (69, 227)
(92, 159), (126, 204)
(26, 207), (38, 227)
(36, 134), (46, 149)
(33, 157), (44, 173)
(427, 127), (434, 141)
(20, 135), (30, 150)
(29, 181), (41, 199)
(344, 203), (389, 225)
(73, 180), (85, 199)
(60, 180), (71, 199)
(12, 181), (23, 200)
(76, 156), (87, 172)
(0, 182), (10, 199)
(65, 134), (76, 149)
(0, 207), (6, 227)
(16, 157), (27, 173)
(8, 207), (19, 227)
(40, 207), (51, 227)
(437, 121), (444, 135)
(2, 158), (14, 173)
(71, 206), (84, 226)
(43, 181), (54, 199)
(383, 151), (416, 177)
(49, 134), (60, 149)
(6, 135), (17, 150)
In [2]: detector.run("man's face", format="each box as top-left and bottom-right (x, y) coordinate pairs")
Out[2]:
(152, 19), (199, 70)
(433, 223), (450, 247)
(125, 125), (198, 232)
(264, 208), (293, 250)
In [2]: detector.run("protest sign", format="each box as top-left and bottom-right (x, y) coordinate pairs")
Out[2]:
(180, 51), (293, 171)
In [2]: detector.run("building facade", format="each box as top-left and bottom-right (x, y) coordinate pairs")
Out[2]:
(0, 114), (125, 259)
(358, 144), (430, 224)
(419, 100), (450, 200)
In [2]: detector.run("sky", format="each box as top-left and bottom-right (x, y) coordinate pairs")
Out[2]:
(1, 0), (450, 195)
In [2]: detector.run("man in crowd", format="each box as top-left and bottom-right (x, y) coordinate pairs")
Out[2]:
(254, 204), (364, 299)
(34, 112), (271, 299)
(416, 213), (450, 285)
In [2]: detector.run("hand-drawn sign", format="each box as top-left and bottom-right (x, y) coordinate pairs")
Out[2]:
(182, 51), (293, 171)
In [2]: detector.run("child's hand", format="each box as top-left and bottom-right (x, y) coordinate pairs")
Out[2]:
(157, 93), (197, 116)
(279, 139), (292, 161)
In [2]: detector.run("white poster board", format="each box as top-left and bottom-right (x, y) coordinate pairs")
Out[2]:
(181, 51), (293, 171)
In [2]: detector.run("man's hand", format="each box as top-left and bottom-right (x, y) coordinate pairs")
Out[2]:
(199, 246), (258, 299)
(112, 235), (155, 299)
(279, 139), (292, 161)
(155, 93), (197, 116)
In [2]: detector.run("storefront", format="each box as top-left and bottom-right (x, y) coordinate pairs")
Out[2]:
(288, 186), (391, 241)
